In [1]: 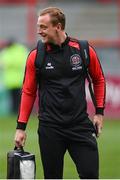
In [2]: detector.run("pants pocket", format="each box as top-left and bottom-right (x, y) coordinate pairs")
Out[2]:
(87, 118), (98, 136)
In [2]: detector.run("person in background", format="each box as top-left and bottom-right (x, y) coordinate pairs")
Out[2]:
(14, 7), (106, 179)
(0, 39), (28, 114)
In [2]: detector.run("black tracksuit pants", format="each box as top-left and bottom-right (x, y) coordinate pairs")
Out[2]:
(38, 122), (99, 179)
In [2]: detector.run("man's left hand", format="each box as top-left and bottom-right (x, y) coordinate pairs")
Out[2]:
(92, 114), (103, 137)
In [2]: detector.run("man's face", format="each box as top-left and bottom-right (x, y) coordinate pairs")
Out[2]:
(37, 14), (60, 43)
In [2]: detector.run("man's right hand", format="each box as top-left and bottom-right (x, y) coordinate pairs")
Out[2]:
(14, 129), (27, 148)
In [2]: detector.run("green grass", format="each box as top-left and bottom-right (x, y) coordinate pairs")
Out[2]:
(0, 116), (120, 179)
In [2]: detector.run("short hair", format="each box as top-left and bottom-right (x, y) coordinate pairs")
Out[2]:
(39, 7), (66, 30)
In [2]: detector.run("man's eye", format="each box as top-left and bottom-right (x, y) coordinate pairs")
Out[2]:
(40, 26), (47, 30)
(43, 27), (47, 30)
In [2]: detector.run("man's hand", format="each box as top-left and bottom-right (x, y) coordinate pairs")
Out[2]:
(92, 114), (103, 137)
(14, 129), (27, 148)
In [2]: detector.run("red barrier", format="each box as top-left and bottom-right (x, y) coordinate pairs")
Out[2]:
(86, 75), (120, 119)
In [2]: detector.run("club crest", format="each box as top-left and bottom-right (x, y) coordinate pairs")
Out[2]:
(70, 54), (82, 70)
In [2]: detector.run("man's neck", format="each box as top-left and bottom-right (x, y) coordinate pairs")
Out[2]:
(53, 32), (67, 46)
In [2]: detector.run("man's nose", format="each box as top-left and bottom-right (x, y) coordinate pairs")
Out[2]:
(37, 27), (42, 35)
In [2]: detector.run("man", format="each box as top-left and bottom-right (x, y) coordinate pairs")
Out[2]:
(0, 39), (28, 114)
(15, 7), (106, 179)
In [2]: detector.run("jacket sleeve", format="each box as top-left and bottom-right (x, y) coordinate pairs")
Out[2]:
(88, 46), (106, 115)
(16, 49), (37, 130)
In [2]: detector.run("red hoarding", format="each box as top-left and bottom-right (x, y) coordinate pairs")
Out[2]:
(86, 75), (120, 119)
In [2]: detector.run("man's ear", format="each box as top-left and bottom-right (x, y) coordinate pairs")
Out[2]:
(56, 23), (62, 31)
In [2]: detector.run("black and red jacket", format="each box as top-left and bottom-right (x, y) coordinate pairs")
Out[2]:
(17, 36), (106, 130)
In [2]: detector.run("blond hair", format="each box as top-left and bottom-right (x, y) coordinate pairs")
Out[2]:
(39, 7), (66, 30)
